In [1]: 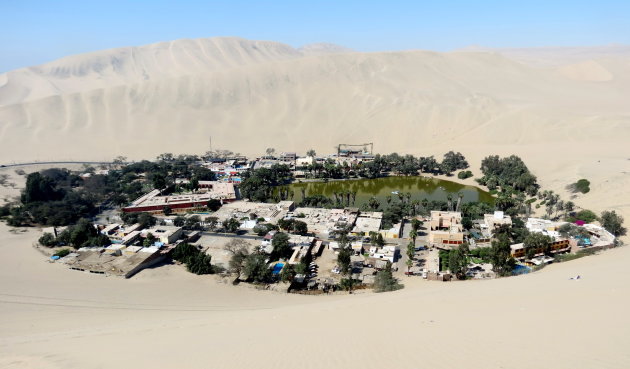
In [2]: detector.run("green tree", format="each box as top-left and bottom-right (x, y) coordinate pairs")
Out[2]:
(189, 178), (200, 192)
(278, 264), (295, 282)
(137, 212), (157, 229)
(373, 262), (402, 292)
(150, 173), (167, 189)
(306, 149), (316, 157)
(143, 232), (156, 247)
(375, 233), (385, 247)
(339, 278), (358, 292)
(184, 215), (202, 230)
(600, 210), (626, 237)
(244, 253), (271, 283)
(21, 172), (64, 203)
(65, 219), (98, 248)
(162, 206), (172, 216)
(293, 220), (308, 235)
(406, 241), (415, 272)
(523, 232), (553, 258)
(448, 243), (469, 279)
(206, 216), (219, 231)
(490, 234), (515, 276)
(271, 232), (292, 260)
(207, 199), (222, 211)
(337, 245), (352, 275)
(441, 151), (469, 175)
(173, 216), (186, 227)
(39, 232), (57, 247)
(409, 229), (417, 244)
(171, 243), (199, 264)
(222, 218), (240, 233)
(226, 243), (249, 280)
(187, 253), (213, 274)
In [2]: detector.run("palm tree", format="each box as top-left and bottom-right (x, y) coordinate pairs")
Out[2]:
(409, 229), (418, 244)
(421, 198), (429, 215)
(386, 195), (392, 205)
(455, 192), (464, 212)
(405, 192), (412, 205)
(555, 200), (565, 219)
(411, 200), (420, 216)
(447, 194), (453, 212)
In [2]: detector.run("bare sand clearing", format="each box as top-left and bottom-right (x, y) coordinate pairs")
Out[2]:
(0, 38), (629, 368)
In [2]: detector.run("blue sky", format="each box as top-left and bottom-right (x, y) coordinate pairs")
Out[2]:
(1, 0), (628, 72)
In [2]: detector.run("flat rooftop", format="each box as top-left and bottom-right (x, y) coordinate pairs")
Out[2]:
(213, 201), (291, 223)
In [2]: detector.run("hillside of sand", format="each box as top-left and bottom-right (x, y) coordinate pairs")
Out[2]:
(1, 37), (629, 225)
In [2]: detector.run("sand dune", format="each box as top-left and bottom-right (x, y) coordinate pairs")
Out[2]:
(0, 221), (628, 369)
(1, 37), (629, 222)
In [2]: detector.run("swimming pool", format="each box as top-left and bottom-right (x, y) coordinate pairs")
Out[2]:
(513, 264), (531, 275)
(272, 263), (285, 275)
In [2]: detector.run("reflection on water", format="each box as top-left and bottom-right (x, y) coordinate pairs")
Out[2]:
(289, 176), (494, 206)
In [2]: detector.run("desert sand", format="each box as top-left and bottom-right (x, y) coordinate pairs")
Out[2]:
(0, 37), (629, 368)
(1, 222), (629, 369)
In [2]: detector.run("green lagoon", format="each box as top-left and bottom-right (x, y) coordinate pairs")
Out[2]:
(289, 176), (494, 207)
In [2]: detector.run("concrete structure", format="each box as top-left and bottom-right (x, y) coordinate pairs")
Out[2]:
(510, 239), (571, 259)
(295, 156), (315, 167)
(526, 218), (565, 239)
(483, 211), (512, 231)
(368, 245), (398, 263)
(100, 223), (120, 236)
(62, 246), (165, 278)
(429, 211), (464, 248)
(121, 230), (141, 245)
(279, 152), (297, 162)
(143, 226), (183, 244)
(123, 182), (237, 214)
(351, 212), (382, 236)
(213, 201), (294, 224)
(380, 222), (403, 239)
(289, 207), (358, 235)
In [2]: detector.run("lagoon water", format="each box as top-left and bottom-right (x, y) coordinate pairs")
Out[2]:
(289, 176), (493, 207)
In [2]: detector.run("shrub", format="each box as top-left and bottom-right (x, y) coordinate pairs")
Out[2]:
(457, 170), (473, 180)
(53, 249), (71, 258)
(39, 232), (57, 247)
(568, 209), (598, 223)
(567, 179), (590, 194)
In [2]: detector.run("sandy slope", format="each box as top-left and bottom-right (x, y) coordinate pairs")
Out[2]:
(0, 222), (629, 369)
(0, 37), (628, 249)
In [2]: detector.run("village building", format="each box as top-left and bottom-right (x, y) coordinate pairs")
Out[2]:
(483, 211), (512, 231)
(289, 207), (358, 236)
(510, 239), (571, 259)
(380, 222), (403, 239)
(143, 225), (183, 244)
(213, 201), (295, 224)
(59, 245), (167, 278)
(351, 211), (382, 236)
(123, 182), (236, 214)
(428, 211), (464, 248)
